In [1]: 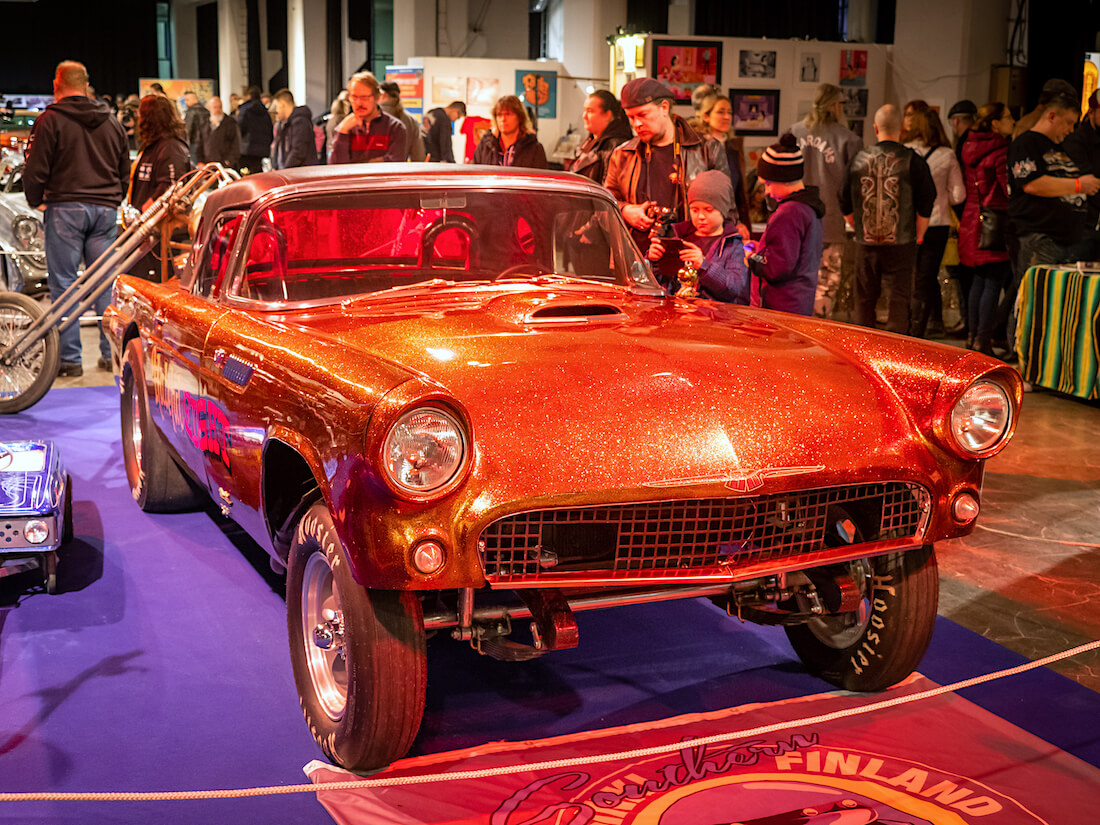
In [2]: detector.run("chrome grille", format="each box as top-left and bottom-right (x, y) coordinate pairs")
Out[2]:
(478, 482), (929, 583)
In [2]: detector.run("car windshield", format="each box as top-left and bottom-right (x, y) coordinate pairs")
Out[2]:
(228, 186), (660, 303)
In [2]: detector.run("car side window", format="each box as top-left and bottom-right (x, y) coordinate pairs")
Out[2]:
(193, 214), (243, 298)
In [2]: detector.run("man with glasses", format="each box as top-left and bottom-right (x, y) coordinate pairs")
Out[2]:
(330, 71), (407, 164)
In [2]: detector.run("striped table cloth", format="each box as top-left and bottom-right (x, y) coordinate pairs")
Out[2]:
(1017, 266), (1100, 400)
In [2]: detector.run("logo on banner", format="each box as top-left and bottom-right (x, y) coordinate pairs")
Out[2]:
(491, 736), (1046, 825)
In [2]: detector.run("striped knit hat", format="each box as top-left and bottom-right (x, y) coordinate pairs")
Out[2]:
(756, 132), (804, 182)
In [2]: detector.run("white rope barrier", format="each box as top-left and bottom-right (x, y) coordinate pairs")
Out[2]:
(1, 638), (1096, 803)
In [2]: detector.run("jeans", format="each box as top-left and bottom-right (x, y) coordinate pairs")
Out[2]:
(854, 243), (916, 334)
(967, 261), (1009, 342)
(813, 242), (846, 318)
(1000, 233), (1072, 352)
(44, 202), (117, 364)
(909, 226), (949, 337)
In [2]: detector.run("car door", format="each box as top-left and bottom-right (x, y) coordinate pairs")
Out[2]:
(194, 215), (277, 550)
(145, 213), (239, 491)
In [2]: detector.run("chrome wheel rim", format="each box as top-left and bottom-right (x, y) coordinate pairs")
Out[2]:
(0, 304), (46, 400)
(301, 550), (347, 721)
(129, 376), (144, 487)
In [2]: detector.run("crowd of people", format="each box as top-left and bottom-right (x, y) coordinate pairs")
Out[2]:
(22, 58), (1098, 373)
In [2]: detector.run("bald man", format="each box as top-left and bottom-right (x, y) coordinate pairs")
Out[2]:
(840, 104), (936, 335)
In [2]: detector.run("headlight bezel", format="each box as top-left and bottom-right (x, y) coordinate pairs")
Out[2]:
(946, 378), (1014, 459)
(379, 403), (470, 501)
(12, 215), (37, 248)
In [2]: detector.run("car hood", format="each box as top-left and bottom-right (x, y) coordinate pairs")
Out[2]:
(287, 285), (966, 499)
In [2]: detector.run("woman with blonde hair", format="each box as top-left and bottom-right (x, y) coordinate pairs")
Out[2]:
(472, 94), (547, 168)
(789, 83), (863, 317)
(903, 106), (965, 338)
(698, 94), (750, 232)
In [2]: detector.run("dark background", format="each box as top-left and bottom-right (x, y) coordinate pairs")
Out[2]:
(0, 0), (1091, 111)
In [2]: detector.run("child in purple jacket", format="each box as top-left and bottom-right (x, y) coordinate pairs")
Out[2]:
(748, 133), (826, 315)
(646, 170), (750, 304)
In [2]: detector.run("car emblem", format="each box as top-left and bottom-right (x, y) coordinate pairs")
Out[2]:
(644, 465), (825, 492)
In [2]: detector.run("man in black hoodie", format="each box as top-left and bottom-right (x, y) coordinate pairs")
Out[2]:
(23, 60), (129, 376)
(271, 88), (317, 169)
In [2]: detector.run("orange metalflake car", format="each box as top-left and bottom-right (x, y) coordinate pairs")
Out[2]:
(103, 164), (1021, 772)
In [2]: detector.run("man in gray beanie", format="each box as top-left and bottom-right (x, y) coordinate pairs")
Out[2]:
(747, 133), (826, 315)
(605, 76), (729, 257)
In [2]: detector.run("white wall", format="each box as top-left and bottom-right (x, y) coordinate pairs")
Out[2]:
(288, 0), (328, 115)
(890, 0), (1011, 117)
(641, 35), (889, 160)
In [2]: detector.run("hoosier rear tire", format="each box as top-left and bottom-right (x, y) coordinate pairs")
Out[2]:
(785, 545), (939, 692)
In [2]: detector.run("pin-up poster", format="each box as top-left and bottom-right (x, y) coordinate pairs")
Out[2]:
(840, 49), (867, 87)
(515, 70), (556, 119)
(384, 66), (424, 114)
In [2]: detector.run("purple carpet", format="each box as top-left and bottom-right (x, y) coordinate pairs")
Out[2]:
(1, 385), (1097, 824)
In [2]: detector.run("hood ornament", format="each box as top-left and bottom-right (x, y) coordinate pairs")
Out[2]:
(644, 465), (826, 493)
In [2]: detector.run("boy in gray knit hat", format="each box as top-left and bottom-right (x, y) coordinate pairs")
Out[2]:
(747, 132), (826, 315)
(646, 169), (749, 303)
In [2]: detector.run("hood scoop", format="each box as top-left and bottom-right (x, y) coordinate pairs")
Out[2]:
(526, 303), (625, 325)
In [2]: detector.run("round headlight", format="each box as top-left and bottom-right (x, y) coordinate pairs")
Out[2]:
(24, 519), (49, 545)
(13, 215), (37, 247)
(949, 380), (1012, 455)
(383, 407), (466, 494)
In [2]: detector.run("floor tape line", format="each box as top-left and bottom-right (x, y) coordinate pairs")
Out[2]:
(2, 638), (1097, 803)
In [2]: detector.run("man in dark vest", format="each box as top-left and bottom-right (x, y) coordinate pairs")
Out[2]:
(840, 104), (936, 334)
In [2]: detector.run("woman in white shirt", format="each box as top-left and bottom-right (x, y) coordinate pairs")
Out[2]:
(904, 105), (966, 338)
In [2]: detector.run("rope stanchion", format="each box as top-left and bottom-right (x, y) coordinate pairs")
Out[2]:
(1, 639), (1096, 803)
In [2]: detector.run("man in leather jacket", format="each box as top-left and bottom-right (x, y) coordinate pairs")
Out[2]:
(605, 77), (729, 255)
(840, 104), (935, 334)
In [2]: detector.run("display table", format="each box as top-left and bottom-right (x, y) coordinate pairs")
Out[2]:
(1017, 265), (1100, 400)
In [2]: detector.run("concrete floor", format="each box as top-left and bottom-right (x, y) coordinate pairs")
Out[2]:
(61, 324), (1100, 692)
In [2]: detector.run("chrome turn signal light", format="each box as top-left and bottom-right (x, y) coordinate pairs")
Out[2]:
(411, 540), (446, 575)
(951, 492), (980, 524)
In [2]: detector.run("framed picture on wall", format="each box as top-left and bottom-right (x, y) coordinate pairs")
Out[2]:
(738, 49), (777, 79)
(650, 39), (723, 104)
(797, 52), (821, 84)
(729, 88), (780, 136)
(841, 87), (868, 119)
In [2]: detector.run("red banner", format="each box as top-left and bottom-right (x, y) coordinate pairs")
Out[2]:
(307, 676), (1099, 824)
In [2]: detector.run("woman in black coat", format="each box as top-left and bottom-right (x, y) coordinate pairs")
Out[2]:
(472, 95), (547, 169)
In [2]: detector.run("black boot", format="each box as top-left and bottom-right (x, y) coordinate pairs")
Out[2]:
(965, 335), (976, 350)
(975, 338), (996, 357)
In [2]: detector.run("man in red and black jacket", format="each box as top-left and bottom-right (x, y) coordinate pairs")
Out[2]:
(329, 71), (407, 165)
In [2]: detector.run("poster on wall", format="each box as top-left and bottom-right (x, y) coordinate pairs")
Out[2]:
(139, 78), (216, 110)
(729, 88), (780, 136)
(466, 77), (500, 108)
(432, 77), (465, 106)
(1084, 52), (1100, 114)
(651, 39), (722, 103)
(798, 52), (820, 84)
(841, 87), (868, 118)
(840, 49), (867, 86)
(384, 66), (424, 114)
(515, 70), (556, 118)
(739, 50), (777, 79)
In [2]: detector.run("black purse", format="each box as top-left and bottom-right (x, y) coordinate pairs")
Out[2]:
(978, 206), (1008, 251)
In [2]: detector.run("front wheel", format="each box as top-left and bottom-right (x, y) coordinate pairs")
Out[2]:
(785, 545), (939, 692)
(287, 503), (426, 772)
(0, 291), (59, 414)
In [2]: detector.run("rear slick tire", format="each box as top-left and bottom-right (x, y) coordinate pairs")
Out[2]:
(287, 503), (426, 773)
(784, 545), (939, 692)
(0, 291), (59, 414)
(119, 338), (202, 512)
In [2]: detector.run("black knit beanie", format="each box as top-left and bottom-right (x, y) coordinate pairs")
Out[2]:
(756, 132), (804, 183)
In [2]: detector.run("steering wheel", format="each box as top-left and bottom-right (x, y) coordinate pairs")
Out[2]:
(495, 264), (551, 281)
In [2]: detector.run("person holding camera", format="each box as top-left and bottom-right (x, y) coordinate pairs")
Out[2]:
(604, 77), (729, 258)
(645, 170), (749, 303)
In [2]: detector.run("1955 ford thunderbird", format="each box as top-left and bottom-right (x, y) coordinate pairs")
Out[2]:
(102, 164), (1021, 772)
